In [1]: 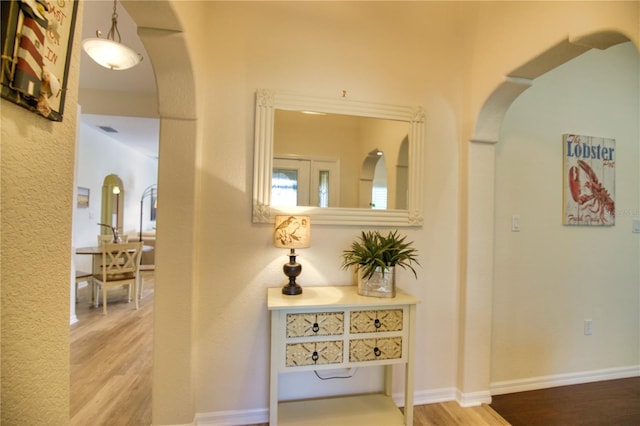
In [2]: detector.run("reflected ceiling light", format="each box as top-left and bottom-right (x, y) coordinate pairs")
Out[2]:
(82, 0), (142, 70)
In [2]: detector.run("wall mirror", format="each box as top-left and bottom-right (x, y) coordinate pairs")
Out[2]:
(253, 89), (425, 226)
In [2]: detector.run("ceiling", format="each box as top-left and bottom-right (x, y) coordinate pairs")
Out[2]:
(79, 0), (159, 158)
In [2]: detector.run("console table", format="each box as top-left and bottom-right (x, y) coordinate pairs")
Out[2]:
(267, 285), (419, 425)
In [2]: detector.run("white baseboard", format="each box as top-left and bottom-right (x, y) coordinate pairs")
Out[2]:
(456, 389), (492, 407)
(396, 386), (457, 407)
(195, 408), (267, 426)
(195, 368), (640, 425)
(490, 365), (640, 395)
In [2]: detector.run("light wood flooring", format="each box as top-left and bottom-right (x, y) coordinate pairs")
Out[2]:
(70, 277), (154, 426)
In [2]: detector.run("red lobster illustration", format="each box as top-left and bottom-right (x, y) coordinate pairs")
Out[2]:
(568, 159), (615, 224)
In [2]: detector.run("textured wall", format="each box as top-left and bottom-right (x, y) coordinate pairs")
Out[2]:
(493, 42), (639, 383)
(0, 1), (82, 422)
(119, 1), (639, 423)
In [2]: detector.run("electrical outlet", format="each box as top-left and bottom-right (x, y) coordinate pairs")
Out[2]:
(584, 319), (593, 335)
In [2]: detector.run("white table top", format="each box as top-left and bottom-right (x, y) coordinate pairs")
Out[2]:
(267, 285), (420, 310)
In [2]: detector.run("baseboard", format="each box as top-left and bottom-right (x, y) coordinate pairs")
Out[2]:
(396, 386), (457, 407)
(490, 365), (640, 396)
(455, 389), (492, 407)
(194, 368), (640, 425)
(196, 387), (462, 425)
(195, 408), (267, 426)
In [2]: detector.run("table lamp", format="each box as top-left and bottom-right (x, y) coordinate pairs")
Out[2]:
(274, 215), (311, 295)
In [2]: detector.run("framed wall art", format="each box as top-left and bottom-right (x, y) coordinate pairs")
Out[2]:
(563, 133), (615, 226)
(77, 187), (90, 208)
(0, 0), (79, 121)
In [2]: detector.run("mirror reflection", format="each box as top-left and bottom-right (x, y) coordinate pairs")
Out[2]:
(273, 110), (409, 210)
(253, 89), (424, 226)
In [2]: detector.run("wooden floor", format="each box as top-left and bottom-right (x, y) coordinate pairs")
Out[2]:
(70, 280), (637, 426)
(70, 277), (154, 426)
(490, 376), (640, 426)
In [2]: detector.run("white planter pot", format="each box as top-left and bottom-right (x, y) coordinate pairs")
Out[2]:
(357, 266), (396, 298)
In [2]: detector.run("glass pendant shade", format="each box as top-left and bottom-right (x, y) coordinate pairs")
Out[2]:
(82, 0), (142, 71)
(82, 38), (142, 70)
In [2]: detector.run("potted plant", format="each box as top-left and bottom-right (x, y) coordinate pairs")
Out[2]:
(341, 230), (419, 298)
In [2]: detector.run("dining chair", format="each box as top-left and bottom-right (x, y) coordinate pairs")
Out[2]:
(92, 242), (143, 314)
(138, 264), (155, 299)
(97, 234), (112, 246)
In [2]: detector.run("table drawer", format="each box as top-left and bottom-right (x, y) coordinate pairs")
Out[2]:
(286, 341), (343, 367)
(349, 337), (402, 362)
(350, 309), (403, 334)
(286, 312), (344, 337)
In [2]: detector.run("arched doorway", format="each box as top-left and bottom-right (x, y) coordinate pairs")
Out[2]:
(119, 2), (199, 424)
(460, 32), (634, 405)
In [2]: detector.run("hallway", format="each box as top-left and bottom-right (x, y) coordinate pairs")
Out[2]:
(70, 279), (154, 425)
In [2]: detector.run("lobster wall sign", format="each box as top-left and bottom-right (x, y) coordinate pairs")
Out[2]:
(563, 134), (615, 226)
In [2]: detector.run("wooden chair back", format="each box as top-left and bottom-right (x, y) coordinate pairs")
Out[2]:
(94, 242), (143, 314)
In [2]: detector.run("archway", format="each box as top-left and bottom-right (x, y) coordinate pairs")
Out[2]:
(117, 2), (199, 424)
(459, 31), (634, 405)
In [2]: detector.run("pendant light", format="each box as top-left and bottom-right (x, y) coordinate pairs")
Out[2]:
(82, 0), (142, 70)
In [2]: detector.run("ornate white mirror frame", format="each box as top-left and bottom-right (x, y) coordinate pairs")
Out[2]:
(253, 89), (425, 226)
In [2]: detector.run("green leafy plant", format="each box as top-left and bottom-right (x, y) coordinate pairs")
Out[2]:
(341, 230), (419, 280)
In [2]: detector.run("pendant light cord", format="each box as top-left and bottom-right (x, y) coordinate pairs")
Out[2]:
(106, 0), (122, 43)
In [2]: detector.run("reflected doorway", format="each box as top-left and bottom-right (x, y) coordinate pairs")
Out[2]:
(100, 174), (124, 236)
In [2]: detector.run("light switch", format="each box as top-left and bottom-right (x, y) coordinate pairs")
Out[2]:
(511, 215), (520, 232)
(633, 219), (640, 233)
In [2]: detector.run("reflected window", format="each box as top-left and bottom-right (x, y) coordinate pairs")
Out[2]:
(272, 169), (298, 206)
(318, 170), (329, 208)
(272, 157), (338, 207)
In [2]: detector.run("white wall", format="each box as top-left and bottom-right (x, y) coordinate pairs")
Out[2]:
(178, 3), (640, 419)
(194, 2), (465, 415)
(492, 42), (639, 388)
(0, 0), (82, 421)
(124, 1), (640, 423)
(73, 121), (158, 272)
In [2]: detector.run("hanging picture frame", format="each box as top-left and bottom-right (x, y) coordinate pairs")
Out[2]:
(77, 187), (90, 208)
(0, 0), (79, 121)
(562, 133), (615, 226)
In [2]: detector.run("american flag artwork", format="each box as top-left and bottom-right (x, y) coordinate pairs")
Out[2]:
(1, 0), (78, 121)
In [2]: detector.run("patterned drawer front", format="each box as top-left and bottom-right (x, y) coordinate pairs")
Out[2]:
(286, 341), (343, 367)
(287, 312), (344, 337)
(350, 309), (403, 334)
(349, 337), (402, 362)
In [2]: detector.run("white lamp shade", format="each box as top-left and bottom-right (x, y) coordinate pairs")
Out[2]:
(274, 215), (311, 249)
(82, 38), (142, 70)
